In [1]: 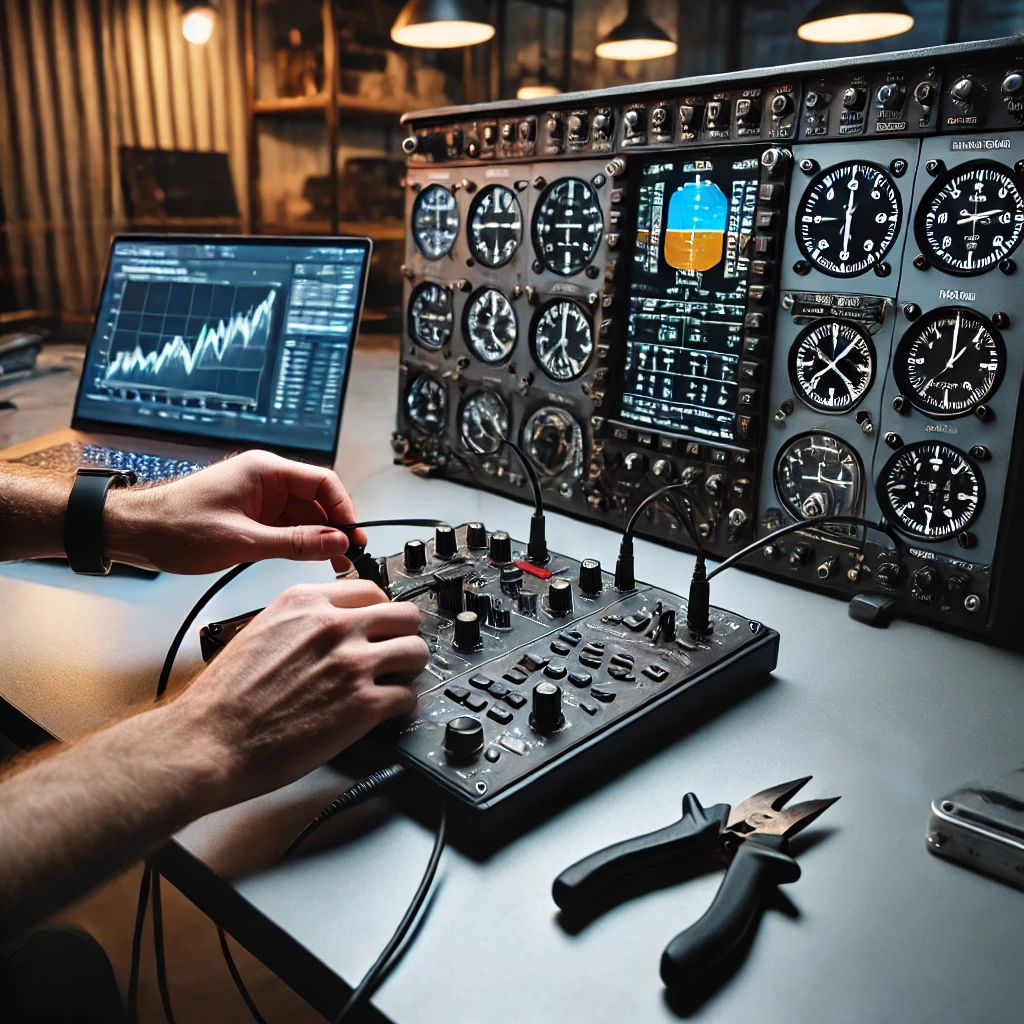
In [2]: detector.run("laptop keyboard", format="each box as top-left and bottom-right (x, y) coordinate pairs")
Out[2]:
(10, 443), (208, 483)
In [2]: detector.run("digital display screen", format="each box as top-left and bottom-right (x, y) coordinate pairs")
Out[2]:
(75, 237), (369, 454)
(617, 151), (760, 445)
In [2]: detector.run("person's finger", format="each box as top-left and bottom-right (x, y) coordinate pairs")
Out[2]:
(275, 494), (328, 526)
(367, 634), (431, 679)
(355, 601), (423, 641)
(366, 678), (419, 723)
(256, 453), (367, 548)
(317, 578), (390, 608)
(239, 522), (351, 563)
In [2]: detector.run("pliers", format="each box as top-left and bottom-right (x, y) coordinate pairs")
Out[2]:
(552, 777), (839, 987)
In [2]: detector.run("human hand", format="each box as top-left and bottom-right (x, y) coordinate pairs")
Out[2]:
(105, 450), (368, 574)
(172, 579), (427, 807)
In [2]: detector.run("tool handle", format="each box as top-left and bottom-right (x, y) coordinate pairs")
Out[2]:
(552, 794), (729, 915)
(660, 836), (800, 987)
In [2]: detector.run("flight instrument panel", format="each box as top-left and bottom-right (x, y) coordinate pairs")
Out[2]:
(393, 37), (1024, 644)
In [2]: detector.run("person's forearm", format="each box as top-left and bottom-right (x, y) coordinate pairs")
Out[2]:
(0, 701), (231, 942)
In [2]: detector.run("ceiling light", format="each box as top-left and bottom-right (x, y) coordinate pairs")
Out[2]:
(798, 0), (914, 43)
(181, 3), (216, 45)
(595, 0), (677, 61)
(391, 0), (495, 49)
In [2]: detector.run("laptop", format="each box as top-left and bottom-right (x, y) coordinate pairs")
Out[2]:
(0, 234), (372, 481)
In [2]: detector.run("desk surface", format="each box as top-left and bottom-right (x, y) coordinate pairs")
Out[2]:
(3, 344), (1024, 1024)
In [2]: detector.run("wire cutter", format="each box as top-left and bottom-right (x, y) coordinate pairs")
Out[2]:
(552, 777), (839, 987)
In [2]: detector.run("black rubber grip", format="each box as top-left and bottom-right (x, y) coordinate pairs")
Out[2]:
(660, 835), (800, 987)
(552, 794), (729, 916)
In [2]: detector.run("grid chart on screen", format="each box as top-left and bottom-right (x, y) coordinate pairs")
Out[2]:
(102, 279), (279, 406)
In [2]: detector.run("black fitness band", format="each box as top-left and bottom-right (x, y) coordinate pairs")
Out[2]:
(63, 468), (137, 575)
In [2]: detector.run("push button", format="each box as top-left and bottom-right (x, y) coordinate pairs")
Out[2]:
(464, 694), (488, 713)
(444, 686), (470, 703)
(469, 674), (493, 690)
(487, 706), (513, 725)
(568, 670), (592, 687)
(591, 688), (616, 702)
(504, 692), (528, 709)
(643, 663), (669, 682)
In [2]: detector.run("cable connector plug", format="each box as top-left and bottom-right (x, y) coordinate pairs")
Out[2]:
(614, 535), (636, 591)
(528, 512), (549, 565)
(686, 561), (713, 637)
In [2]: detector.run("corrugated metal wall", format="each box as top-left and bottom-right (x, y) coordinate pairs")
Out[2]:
(0, 0), (248, 315)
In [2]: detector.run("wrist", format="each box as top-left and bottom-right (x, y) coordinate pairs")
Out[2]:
(104, 486), (161, 570)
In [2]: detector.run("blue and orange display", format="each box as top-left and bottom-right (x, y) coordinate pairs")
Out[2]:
(664, 178), (728, 272)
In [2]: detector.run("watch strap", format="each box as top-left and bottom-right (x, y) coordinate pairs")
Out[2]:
(64, 468), (136, 575)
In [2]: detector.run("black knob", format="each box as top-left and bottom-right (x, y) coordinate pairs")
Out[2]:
(876, 82), (905, 110)
(464, 586), (491, 624)
(492, 603), (511, 629)
(549, 577), (573, 615)
(489, 531), (512, 564)
(770, 93), (792, 116)
(705, 473), (725, 499)
(912, 566), (941, 597)
(530, 681), (564, 733)
(435, 572), (464, 616)
(500, 566), (523, 594)
(951, 77), (975, 103)
(623, 451), (647, 474)
(789, 544), (812, 568)
(1002, 73), (1023, 95)
(454, 610), (482, 650)
(466, 522), (488, 548)
(842, 86), (866, 111)
(518, 591), (539, 616)
(435, 525), (457, 560)
(445, 716), (484, 761)
(914, 81), (936, 106)
(657, 608), (676, 641)
(876, 562), (901, 589)
(578, 559), (602, 595)
(404, 539), (426, 572)
(652, 458), (675, 481)
(374, 556), (390, 592)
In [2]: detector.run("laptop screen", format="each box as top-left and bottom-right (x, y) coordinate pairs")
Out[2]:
(73, 235), (371, 457)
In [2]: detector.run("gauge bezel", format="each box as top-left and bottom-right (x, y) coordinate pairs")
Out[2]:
(530, 176), (604, 277)
(520, 404), (580, 476)
(795, 160), (902, 278)
(788, 318), (876, 415)
(772, 430), (865, 524)
(467, 184), (523, 269)
(411, 183), (459, 260)
(914, 159), (1024, 277)
(462, 286), (518, 365)
(529, 297), (595, 382)
(876, 440), (985, 542)
(459, 390), (510, 455)
(405, 374), (448, 436)
(891, 306), (1005, 419)
(407, 281), (453, 352)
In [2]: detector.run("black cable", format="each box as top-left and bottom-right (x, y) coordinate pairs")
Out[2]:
(333, 805), (447, 1024)
(127, 865), (152, 1024)
(151, 871), (177, 1024)
(281, 764), (407, 861)
(624, 482), (705, 561)
(707, 514), (904, 581)
(218, 927), (268, 1024)
(154, 518), (451, 699)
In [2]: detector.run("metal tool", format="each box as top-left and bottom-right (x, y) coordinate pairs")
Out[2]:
(552, 777), (839, 987)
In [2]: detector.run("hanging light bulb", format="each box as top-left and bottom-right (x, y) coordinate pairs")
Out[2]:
(391, 0), (495, 48)
(517, 83), (562, 99)
(595, 0), (677, 61)
(181, 2), (217, 45)
(798, 0), (914, 43)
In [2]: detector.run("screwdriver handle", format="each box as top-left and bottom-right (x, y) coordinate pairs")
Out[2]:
(552, 794), (730, 916)
(660, 835), (800, 987)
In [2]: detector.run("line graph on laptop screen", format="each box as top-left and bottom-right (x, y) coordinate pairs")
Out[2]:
(103, 280), (275, 406)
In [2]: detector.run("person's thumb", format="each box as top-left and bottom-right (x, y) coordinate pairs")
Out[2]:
(243, 522), (350, 562)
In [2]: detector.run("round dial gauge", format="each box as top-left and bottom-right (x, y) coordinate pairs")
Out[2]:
(789, 319), (875, 413)
(405, 374), (447, 435)
(892, 307), (1004, 418)
(522, 406), (581, 476)
(531, 299), (593, 381)
(915, 161), (1024, 275)
(468, 185), (523, 268)
(412, 184), (459, 260)
(796, 161), (902, 277)
(532, 177), (604, 276)
(878, 441), (983, 541)
(774, 432), (863, 522)
(460, 391), (509, 455)
(408, 282), (452, 351)
(464, 287), (517, 364)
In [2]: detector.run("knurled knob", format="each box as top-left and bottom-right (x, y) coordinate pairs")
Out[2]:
(453, 610), (482, 650)
(445, 716), (484, 761)
(489, 531), (513, 564)
(578, 559), (602, 595)
(549, 577), (573, 615)
(404, 539), (426, 572)
(435, 572), (465, 616)
(531, 681), (564, 733)
(466, 522), (488, 548)
(435, 524), (457, 560)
